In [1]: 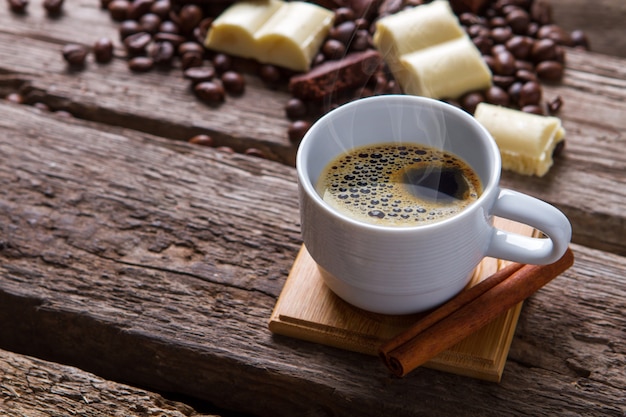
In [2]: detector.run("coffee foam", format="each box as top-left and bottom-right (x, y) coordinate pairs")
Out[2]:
(317, 143), (482, 226)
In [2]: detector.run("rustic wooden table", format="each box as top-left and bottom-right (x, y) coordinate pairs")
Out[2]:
(1, 0), (625, 416)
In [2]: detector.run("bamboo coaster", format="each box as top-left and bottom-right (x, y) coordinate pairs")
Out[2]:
(269, 218), (535, 382)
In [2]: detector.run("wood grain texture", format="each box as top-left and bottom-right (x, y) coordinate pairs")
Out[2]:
(1, 18), (625, 254)
(1, 103), (624, 417)
(1, 1), (626, 416)
(0, 349), (219, 417)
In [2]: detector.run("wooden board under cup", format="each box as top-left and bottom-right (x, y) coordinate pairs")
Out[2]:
(269, 218), (537, 382)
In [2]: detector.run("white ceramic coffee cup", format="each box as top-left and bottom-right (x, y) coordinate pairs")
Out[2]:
(296, 95), (572, 315)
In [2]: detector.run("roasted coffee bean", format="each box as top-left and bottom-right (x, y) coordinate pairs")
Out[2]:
(526, 22), (539, 37)
(6, 93), (24, 104)
(128, 0), (153, 20)
(258, 64), (282, 85)
(285, 98), (308, 120)
(330, 21), (357, 45)
(485, 85), (510, 106)
(505, 8), (529, 34)
(62, 44), (88, 66)
(244, 148), (265, 158)
(178, 4), (203, 33)
(536, 60), (564, 81)
(181, 52), (203, 69)
(188, 134), (214, 147)
(493, 75), (516, 89)
(140, 13), (161, 34)
(128, 56), (154, 72)
(288, 120), (311, 143)
(216, 146), (235, 153)
(554, 45), (566, 63)
(505, 35), (533, 60)
(334, 6), (355, 24)
(459, 12), (484, 26)
(213, 53), (232, 73)
(124, 32), (152, 55)
(8, 0), (28, 13)
(194, 81), (225, 103)
(515, 68), (537, 82)
(350, 29), (371, 51)
(150, 0), (170, 19)
(547, 95), (563, 114)
(119, 20), (142, 39)
(514, 59), (534, 72)
(153, 32), (185, 48)
(491, 44), (507, 55)
(531, 38), (557, 62)
(54, 110), (73, 118)
(518, 80), (542, 107)
(34, 102), (50, 111)
(490, 26), (513, 44)
(460, 91), (485, 114)
(221, 71), (245, 95)
(93, 37), (114, 63)
(199, 17), (213, 33)
(467, 24), (490, 38)
(530, 0), (552, 25)
(107, 0), (129, 21)
(493, 50), (516, 75)
(312, 52), (326, 67)
(378, 0), (402, 17)
(178, 41), (204, 56)
(43, 0), (64, 15)
(571, 29), (589, 49)
(148, 41), (175, 66)
(159, 20), (179, 34)
(507, 81), (523, 105)
(489, 16), (507, 28)
(537, 24), (573, 46)
(184, 66), (215, 84)
(322, 39), (346, 60)
(354, 17), (369, 30)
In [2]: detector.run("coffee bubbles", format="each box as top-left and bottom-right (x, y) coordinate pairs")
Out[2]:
(317, 143), (482, 226)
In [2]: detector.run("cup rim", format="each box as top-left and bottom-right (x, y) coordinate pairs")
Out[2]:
(296, 95), (502, 232)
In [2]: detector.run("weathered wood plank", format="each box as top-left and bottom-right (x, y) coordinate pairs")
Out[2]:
(2, 22), (625, 254)
(1, 102), (624, 417)
(0, 349), (220, 417)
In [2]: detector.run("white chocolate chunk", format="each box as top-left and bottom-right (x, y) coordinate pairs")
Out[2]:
(255, 2), (335, 71)
(205, 0), (334, 72)
(398, 36), (492, 99)
(373, 0), (492, 100)
(474, 103), (566, 177)
(373, 0), (464, 73)
(205, 0), (283, 60)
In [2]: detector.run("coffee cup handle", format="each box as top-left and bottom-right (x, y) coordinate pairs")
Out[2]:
(485, 189), (572, 265)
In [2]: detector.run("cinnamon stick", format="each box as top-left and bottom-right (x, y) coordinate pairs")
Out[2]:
(379, 247), (574, 377)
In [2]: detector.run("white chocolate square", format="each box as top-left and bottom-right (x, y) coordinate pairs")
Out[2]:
(474, 103), (566, 177)
(205, 0), (334, 72)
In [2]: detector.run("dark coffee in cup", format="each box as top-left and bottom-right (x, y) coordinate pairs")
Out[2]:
(317, 143), (482, 226)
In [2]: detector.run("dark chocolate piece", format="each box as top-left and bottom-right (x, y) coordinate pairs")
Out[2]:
(288, 50), (382, 101)
(448, 0), (489, 14)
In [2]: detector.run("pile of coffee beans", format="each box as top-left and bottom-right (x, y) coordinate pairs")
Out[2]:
(6, 0), (588, 157)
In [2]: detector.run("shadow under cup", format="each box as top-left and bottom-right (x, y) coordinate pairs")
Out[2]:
(296, 95), (502, 315)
